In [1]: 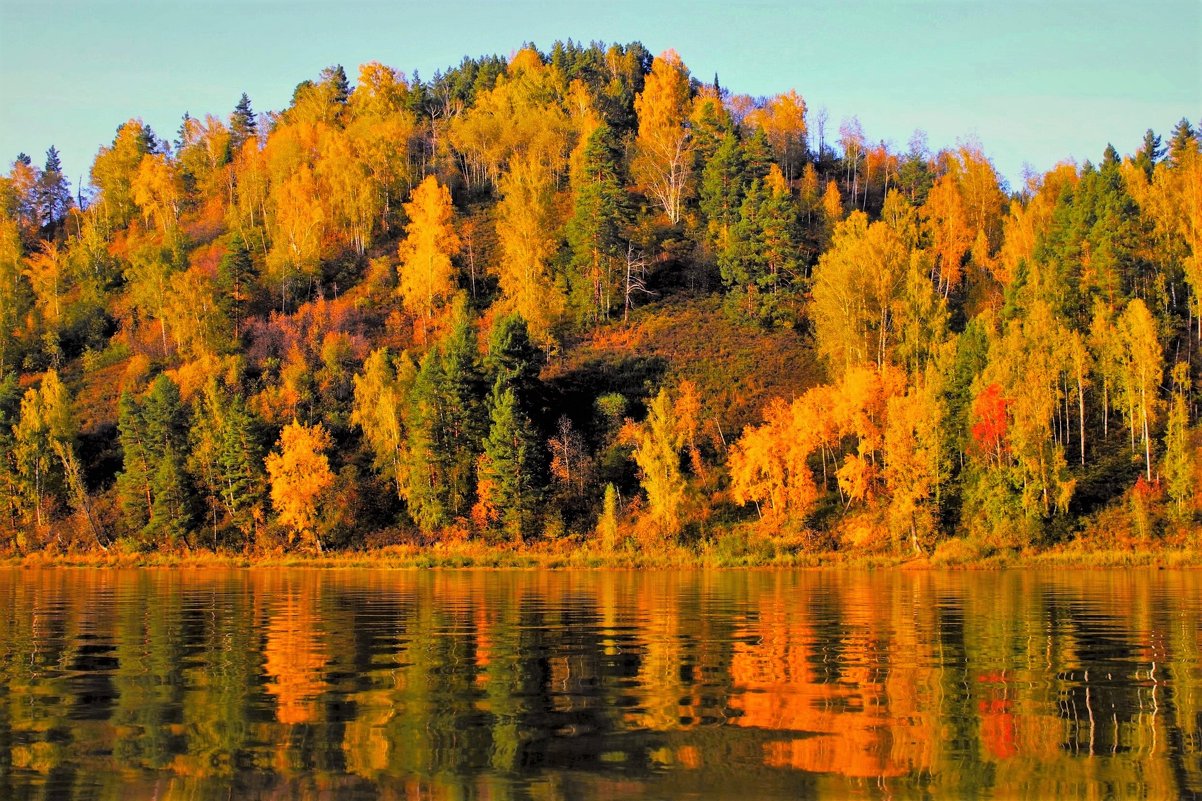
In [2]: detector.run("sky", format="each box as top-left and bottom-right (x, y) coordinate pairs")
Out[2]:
(1, 0), (1199, 193)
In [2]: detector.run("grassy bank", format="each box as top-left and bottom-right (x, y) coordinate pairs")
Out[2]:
(4, 538), (1200, 570)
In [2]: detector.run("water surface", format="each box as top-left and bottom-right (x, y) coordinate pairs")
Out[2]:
(1, 567), (1199, 799)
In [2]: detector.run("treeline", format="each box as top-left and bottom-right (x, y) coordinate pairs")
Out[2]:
(0, 40), (1199, 556)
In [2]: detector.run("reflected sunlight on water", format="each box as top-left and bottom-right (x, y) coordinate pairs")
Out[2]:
(0, 568), (1199, 799)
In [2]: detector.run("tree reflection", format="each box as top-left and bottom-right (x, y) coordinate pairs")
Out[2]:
(0, 568), (1198, 800)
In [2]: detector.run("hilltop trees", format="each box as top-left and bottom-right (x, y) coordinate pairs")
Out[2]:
(1, 41), (1198, 556)
(633, 50), (692, 224)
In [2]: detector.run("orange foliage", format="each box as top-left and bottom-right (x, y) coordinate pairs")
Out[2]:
(265, 420), (335, 551)
(971, 383), (1010, 465)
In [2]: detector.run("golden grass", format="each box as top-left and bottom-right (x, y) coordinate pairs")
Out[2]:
(5, 536), (1199, 571)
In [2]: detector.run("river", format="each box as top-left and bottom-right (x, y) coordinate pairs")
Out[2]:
(0, 567), (1198, 799)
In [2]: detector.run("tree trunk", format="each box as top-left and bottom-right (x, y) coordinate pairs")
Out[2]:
(1078, 372), (1086, 467)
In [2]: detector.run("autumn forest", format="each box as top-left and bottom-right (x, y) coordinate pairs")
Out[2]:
(2, 41), (1201, 562)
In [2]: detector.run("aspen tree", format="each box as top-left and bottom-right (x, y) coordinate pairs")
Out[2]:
(397, 176), (461, 341)
(633, 50), (693, 224)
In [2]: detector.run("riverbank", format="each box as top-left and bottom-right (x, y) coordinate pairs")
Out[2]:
(4, 538), (1200, 570)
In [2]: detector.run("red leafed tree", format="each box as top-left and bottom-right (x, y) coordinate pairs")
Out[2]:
(971, 383), (1010, 466)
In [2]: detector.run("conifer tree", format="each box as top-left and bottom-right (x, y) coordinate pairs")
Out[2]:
(567, 125), (627, 323)
(116, 391), (153, 533)
(216, 232), (255, 341)
(699, 133), (747, 249)
(478, 382), (540, 542)
(217, 393), (265, 537)
(37, 146), (72, 228)
(139, 375), (193, 545)
(484, 313), (544, 416)
(401, 311), (487, 533)
(230, 93), (257, 151)
(1168, 117), (1198, 165)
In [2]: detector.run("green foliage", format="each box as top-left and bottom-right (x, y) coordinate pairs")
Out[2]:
(189, 383), (265, 546)
(479, 382), (541, 542)
(718, 176), (803, 324)
(116, 375), (194, 547)
(567, 125), (628, 324)
(485, 313), (544, 414)
(401, 313), (487, 533)
(699, 133), (747, 247)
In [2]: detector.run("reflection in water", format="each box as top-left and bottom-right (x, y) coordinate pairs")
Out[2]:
(0, 568), (1199, 800)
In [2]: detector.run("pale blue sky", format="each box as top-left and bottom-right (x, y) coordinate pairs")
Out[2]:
(1, 0), (1198, 193)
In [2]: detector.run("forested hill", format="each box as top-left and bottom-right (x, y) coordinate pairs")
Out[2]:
(1, 41), (1199, 559)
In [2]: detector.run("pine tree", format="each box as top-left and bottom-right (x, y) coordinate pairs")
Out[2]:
(438, 313), (488, 516)
(719, 170), (802, 323)
(566, 125), (628, 323)
(37, 146), (72, 228)
(699, 132), (747, 248)
(400, 312), (487, 534)
(321, 65), (351, 105)
(485, 313), (544, 417)
(230, 93), (257, 151)
(1133, 129), (1163, 179)
(217, 393), (265, 536)
(149, 449), (191, 545)
(217, 232), (255, 340)
(188, 384), (264, 545)
(139, 375), (193, 545)
(115, 391), (153, 533)
(1168, 117), (1198, 165)
(479, 382), (540, 542)
(402, 351), (448, 533)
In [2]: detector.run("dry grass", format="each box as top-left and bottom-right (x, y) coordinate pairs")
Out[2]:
(8, 534), (1197, 571)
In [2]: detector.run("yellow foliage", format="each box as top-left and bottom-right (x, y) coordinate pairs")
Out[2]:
(265, 420), (334, 551)
(633, 50), (693, 223)
(624, 387), (688, 540)
(745, 89), (808, 180)
(822, 180), (843, 226)
(447, 52), (571, 189)
(397, 176), (461, 340)
(495, 152), (565, 342)
(131, 153), (182, 235)
(923, 146), (1005, 294)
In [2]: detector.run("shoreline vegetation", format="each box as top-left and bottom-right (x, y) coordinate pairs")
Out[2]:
(5, 533), (1200, 570)
(1, 41), (1200, 567)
